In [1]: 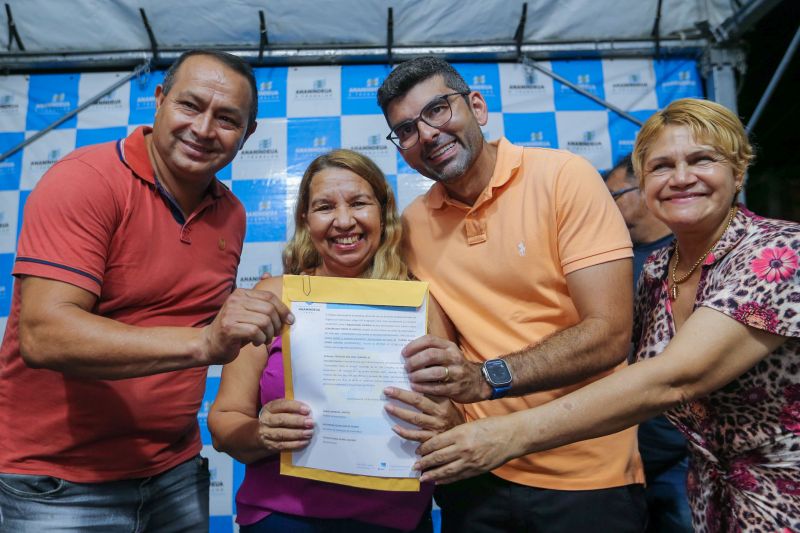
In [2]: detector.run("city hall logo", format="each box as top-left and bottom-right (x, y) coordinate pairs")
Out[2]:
(258, 80), (280, 103)
(563, 73), (597, 93)
(35, 92), (71, 113)
(509, 69), (546, 93)
(469, 73), (494, 96)
(567, 130), (603, 152)
(31, 148), (62, 168)
(297, 79), (333, 99)
(0, 94), (19, 113)
(208, 466), (225, 493)
(95, 89), (122, 108)
(296, 135), (331, 156)
(0, 159), (14, 173)
(240, 263), (274, 286)
(664, 70), (696, 88)
(135, 94), (156, 110)
(348, 77), (381, 100)
(0, 211), (9, 232)
(350, 133), (388, 154)
(527, 131), (551, 147)
(241, 137), (279, 159)
(612, 72), (649, 93)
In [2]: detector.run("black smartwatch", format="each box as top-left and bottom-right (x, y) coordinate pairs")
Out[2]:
(481, 359), (513, 399)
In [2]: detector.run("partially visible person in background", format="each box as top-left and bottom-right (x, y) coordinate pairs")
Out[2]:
(606, 155), (692, 533)
(209, 149), (460, 533)
(0, 50), (286, 532)
(414, 98), (800, 533)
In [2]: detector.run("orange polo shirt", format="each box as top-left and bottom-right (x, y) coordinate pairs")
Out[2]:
(403, 138), (643, 490)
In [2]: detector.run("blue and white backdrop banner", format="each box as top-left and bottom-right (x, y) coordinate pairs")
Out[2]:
(0, 58), (702, 531)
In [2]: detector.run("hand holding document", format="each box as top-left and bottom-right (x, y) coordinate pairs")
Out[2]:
(280, 275), (428, 491)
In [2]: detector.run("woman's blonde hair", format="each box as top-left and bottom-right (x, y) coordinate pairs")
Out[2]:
(282, 149), (407, 280)
(632, 98), (754, 183)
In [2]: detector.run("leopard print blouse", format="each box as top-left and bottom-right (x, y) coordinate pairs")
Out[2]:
(634, 206), (800, 533)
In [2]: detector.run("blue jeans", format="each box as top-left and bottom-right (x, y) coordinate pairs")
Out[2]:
(0, 455), (209, 532)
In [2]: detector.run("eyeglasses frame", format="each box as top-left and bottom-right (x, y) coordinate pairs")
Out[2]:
(386, 91), (470, 150)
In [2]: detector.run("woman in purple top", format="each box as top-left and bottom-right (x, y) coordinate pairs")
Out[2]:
(208, 149), (459, 532)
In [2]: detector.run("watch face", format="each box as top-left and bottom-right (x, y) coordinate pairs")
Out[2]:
(484, 360), (512, 385)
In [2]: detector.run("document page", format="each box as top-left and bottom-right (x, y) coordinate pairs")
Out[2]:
(287, 300), (426, 478)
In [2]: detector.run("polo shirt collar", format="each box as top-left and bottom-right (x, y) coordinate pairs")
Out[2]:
(424, 137), (522, 211)
(117, 126), (225, 199)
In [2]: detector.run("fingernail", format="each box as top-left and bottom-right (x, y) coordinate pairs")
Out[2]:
(304, 418), (314, 428)
(287, 313), (295, 324)
(419, 474), (428, 482)
(383, 386), (394, 395)
(302, 430), (313, 438)
(413, 462), (420, 470)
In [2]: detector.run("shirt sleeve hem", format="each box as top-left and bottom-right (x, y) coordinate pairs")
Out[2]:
(562, 245), (634, 275)
(13, 260), (102, 297)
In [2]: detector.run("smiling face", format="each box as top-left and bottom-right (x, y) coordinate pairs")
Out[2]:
(304, 167), (383, 278)
(641, 124), (741, 237)
(150, 55), (255, 191)
(385, 76), (487, 188)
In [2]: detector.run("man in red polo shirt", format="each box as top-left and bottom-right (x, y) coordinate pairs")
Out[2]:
(0, 51), (293, 532)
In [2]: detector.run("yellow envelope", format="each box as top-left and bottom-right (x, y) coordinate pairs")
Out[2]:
(280, 274), (429, 492)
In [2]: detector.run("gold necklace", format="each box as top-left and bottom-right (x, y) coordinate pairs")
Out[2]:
(669, 205), (737, 301)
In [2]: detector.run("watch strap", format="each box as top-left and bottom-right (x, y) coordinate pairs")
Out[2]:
(489, 384), (511, 400)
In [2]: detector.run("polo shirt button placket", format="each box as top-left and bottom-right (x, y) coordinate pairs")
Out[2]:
(180, 224), (192, 244)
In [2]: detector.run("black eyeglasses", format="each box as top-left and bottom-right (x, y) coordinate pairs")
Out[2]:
(386, 92), (469, 150)
(610, 186), (638, 200)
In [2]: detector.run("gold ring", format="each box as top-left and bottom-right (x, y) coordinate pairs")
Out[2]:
(442, 366), (450, 382)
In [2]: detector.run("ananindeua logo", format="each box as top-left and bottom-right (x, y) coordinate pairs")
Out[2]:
(350, 133), (388, 154)
(348, 77), (380, 100)
(296, 79), (333, 99)
(567, 131), (603, 153)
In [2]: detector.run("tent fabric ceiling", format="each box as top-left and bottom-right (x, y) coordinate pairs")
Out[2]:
(1, 0), (735, 56)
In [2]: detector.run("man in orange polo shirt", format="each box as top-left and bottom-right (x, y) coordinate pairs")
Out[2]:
(0, 51), (293, 531)
(379, 57), (645, 532)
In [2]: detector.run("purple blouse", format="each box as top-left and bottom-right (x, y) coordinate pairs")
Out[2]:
(235, 337), (433, 530)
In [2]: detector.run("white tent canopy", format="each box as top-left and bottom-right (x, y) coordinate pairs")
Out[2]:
(0, 0), (778, 71)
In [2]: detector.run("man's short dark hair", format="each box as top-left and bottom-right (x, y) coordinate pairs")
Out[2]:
(162, 50), (258, 128)
(604, 154), (635, 182)
(377, 56), (470, 115)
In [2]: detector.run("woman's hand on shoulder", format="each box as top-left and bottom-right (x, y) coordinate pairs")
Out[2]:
(257, 398), (315, 453)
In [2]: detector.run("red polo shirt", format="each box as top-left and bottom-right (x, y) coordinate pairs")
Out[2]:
(0, 127), (245, 482)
